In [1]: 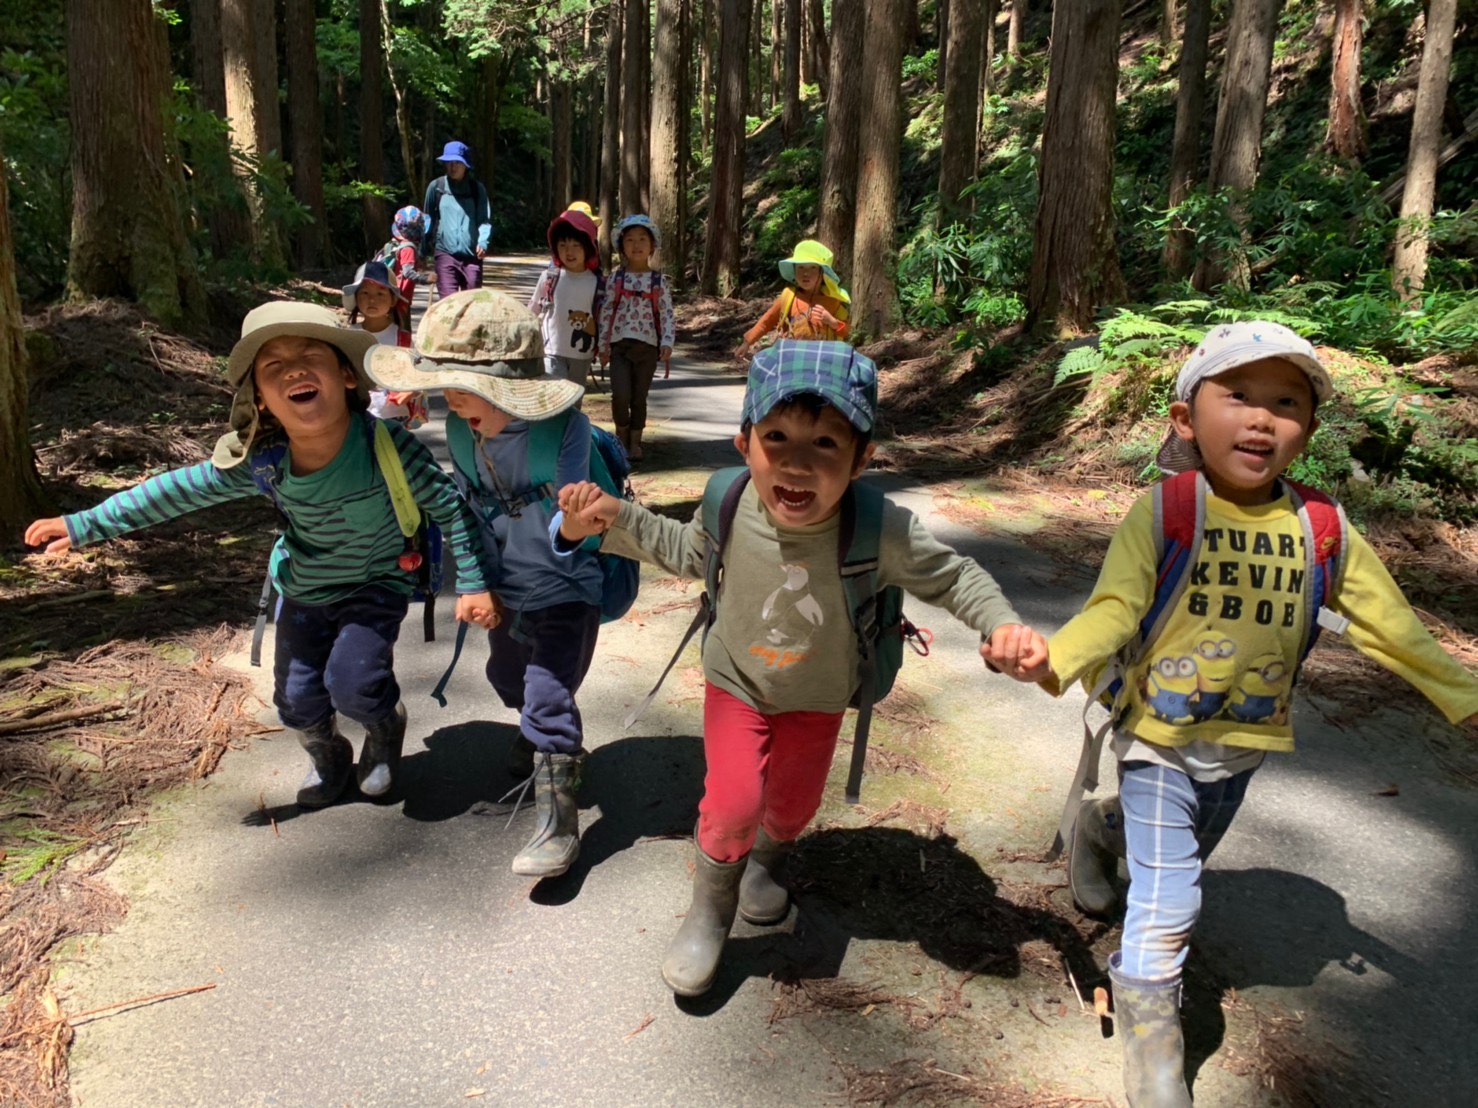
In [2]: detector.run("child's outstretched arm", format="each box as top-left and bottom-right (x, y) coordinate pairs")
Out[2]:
(735, 294), (784, 359)
(24, 518), (72, 554)
(553, 480), (707, 578)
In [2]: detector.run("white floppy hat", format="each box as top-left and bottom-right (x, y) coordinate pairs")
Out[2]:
(212, 301), (376, 469)
(1175, 320), (1333, 404)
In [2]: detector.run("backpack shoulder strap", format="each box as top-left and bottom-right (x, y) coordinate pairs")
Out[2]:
(1283, 478), (1350, 656)
(369, 415), (420, 538)
(445, 412), (480, 489)
(1141, 469), (1205, 648)
(778, 288), (798, 335)
(396, 328), (413, 348)
(837, 482), (883, 639)
(526, 410), (574, 494)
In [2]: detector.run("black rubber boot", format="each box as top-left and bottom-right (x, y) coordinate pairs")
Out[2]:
(1109, 953), (1194, 1108)
(357, 702), (407, 798)
(510, 752), (581, 877)
(738, 826), (792, 925)
(1070, 795), (1126, 915)
(662, 836), (746, 997)
(295, 717), (353, 808)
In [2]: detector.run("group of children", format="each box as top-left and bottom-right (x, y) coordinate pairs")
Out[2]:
(24, 213), (1478, 1106)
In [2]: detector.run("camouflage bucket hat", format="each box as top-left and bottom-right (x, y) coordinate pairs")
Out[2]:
(363, 289), (583, 420)
(212, 301), (375, 469)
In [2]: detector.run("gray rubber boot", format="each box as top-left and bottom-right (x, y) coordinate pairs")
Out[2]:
(1109, 954), (1193, 1108)
(295, 717), (353, 808)
(510, 752), (581, 878)
(662, 838), (746, 997)
(357, 702), (407, 797)
(738, 827), (792, 925)
(1070, 795), (1126, 915)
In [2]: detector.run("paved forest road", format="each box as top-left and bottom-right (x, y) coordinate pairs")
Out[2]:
(65, 258), (1478, 1107)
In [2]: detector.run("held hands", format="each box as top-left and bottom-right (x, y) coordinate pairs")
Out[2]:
(557, 481), (622, 541)
(980, 624), (1053, 683)
(456, 590), (503, 630)
(24, 518), (72, 555)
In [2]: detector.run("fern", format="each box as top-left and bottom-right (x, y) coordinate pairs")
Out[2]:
(1054, 345), (1106, 384)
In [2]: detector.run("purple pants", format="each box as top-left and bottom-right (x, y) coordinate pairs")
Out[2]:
(435, 252), (484, 299)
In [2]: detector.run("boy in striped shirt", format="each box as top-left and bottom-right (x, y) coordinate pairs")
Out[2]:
(25, 302), (494, 808)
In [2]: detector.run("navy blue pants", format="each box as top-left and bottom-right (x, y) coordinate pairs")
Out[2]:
(486, 601), (600, 755)
(273, 586), (409, 730)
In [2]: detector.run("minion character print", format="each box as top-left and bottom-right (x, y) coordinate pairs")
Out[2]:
(1188, 635), (1237, 722)
(1229, 653), (1289, 724)
(1144, 654), (1199, 725)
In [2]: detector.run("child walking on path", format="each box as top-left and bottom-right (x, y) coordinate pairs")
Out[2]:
(527, 207), (603, 395)
(557, 340), (1047, 996)
(344, 260), (425, 426)
(364, 289), (601, 879)
(993, 322), (1478, 1108)
(734, 239), (850, 359)
(25, 302), (494, 808)
(596, 214), (674, 462)
(386, 205), (427, 316)
(423, 140), (492, 299)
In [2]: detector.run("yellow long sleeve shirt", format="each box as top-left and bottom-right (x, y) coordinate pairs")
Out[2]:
(1048, 489), (1478, 752)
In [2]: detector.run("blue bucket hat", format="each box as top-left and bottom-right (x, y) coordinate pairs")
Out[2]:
(613, 213), (661, 252)
(438, 140), (472, 167)
(342, 260), (408, 311)
(743, 340), (877, 434)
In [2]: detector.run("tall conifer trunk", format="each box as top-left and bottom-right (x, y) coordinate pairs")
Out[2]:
(0, 133), (45, 535)
(1392, 0), (1458, 300)
(1162, 0), (1212, 279)
(285, 0), (327, 267)
(818, 0), (863, 280)
(849, 0), (908, 339)
(701, 0), (752, 295)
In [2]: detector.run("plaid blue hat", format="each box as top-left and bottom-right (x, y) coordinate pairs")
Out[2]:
(743, 340), (877, 434)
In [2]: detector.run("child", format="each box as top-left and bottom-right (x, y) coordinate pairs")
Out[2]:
(596, 214), (674, 462)
(556, 339), (1047, 996)
(363, 289), (599, 879)
(993, 322), (1478, 1107)
(343, 260), (426, 427)
(25, 302), (495, 808)
(734, 239), (851, 359)
(527, 207), (603, 394)
(386, 205), (427, 316)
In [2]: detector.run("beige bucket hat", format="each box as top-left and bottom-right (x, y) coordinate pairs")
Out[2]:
(363, 289), (583, 420)
(212, 301), (377, 469)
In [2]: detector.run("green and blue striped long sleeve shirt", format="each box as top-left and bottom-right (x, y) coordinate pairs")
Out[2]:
(65, 418), (486, 606)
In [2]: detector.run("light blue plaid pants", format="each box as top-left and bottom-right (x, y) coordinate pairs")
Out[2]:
(1118, 761), (1257, 982)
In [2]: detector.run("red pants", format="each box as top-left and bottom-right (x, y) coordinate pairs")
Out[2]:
(697, 682), (846, 862)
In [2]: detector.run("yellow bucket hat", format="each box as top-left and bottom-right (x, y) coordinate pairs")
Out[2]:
(777, 240), (849, 303)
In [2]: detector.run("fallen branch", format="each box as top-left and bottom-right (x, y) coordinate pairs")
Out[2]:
(66, 983), (217, 1026)
(0, 701), (129, 736)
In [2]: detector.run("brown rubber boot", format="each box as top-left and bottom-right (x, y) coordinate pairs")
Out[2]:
(615, 424), (631, 456)
(295, 716), (353, 807)
(738, 827), (792, 925)
(1109, 953), (1194, 1108)
(1070, 796), (1126, 915)
(661, 837), (746, 997)
(510, 752), (581, 878)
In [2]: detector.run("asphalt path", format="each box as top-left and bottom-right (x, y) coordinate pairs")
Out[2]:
(63, 258), (1478, 1106)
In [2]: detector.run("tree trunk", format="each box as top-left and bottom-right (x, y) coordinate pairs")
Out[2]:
(622, 0), (644, 213)
(1007, 0), (1024, 61)
(651, 0), (682, 267)
(66, 0), (205, 327)
(937, 0), (950, 91)
(252, 0), (281, 158)
(850, 0), (909, 340)
(359, 0), (388, 254)
(818, 0), (864, 281)
(223, 0), (283, 263)
(808, 0), (828, 99)
(938, 0), (983, 225)
(770, 0), (782, 110)
(480, 52), (505, 194)
(1161, 0), (1177, 46)
(601, 1), (623, 245)
(978, 0), (997, 166)
(285, 0), (327, 267)
(701, 0), (752, 295)
(640, 0), (652, 205)
(1392, 0), (1457, 300)
(553, 81), (573, 217)
(1192, 0), (1283, 292)
(751, 0), (765, 115)
(1025, 0), (1125, 336)
(0, 133), (46, 535)
(783, 0), (802, 136)
(1324, 0), (1366, 160)
(191, 0), (227, 114)
(699, 0), (713, 155)
(1161, 0), (1212, 279)
(676, 0), (693, 285)
(382, 0), (421, 207)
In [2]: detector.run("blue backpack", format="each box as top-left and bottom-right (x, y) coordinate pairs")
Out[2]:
(429, 409), (641, 706)
(625, 467), (931, 803)
(245, 412), (445, 666)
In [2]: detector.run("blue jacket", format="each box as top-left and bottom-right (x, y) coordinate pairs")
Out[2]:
(453, 411), (603, 613)
(424, 175), (491, 259)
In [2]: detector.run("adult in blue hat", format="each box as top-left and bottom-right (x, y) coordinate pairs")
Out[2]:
(422, 140), (493, 301)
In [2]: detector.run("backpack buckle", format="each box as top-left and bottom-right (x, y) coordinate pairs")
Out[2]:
(903, 620), (932, 657)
